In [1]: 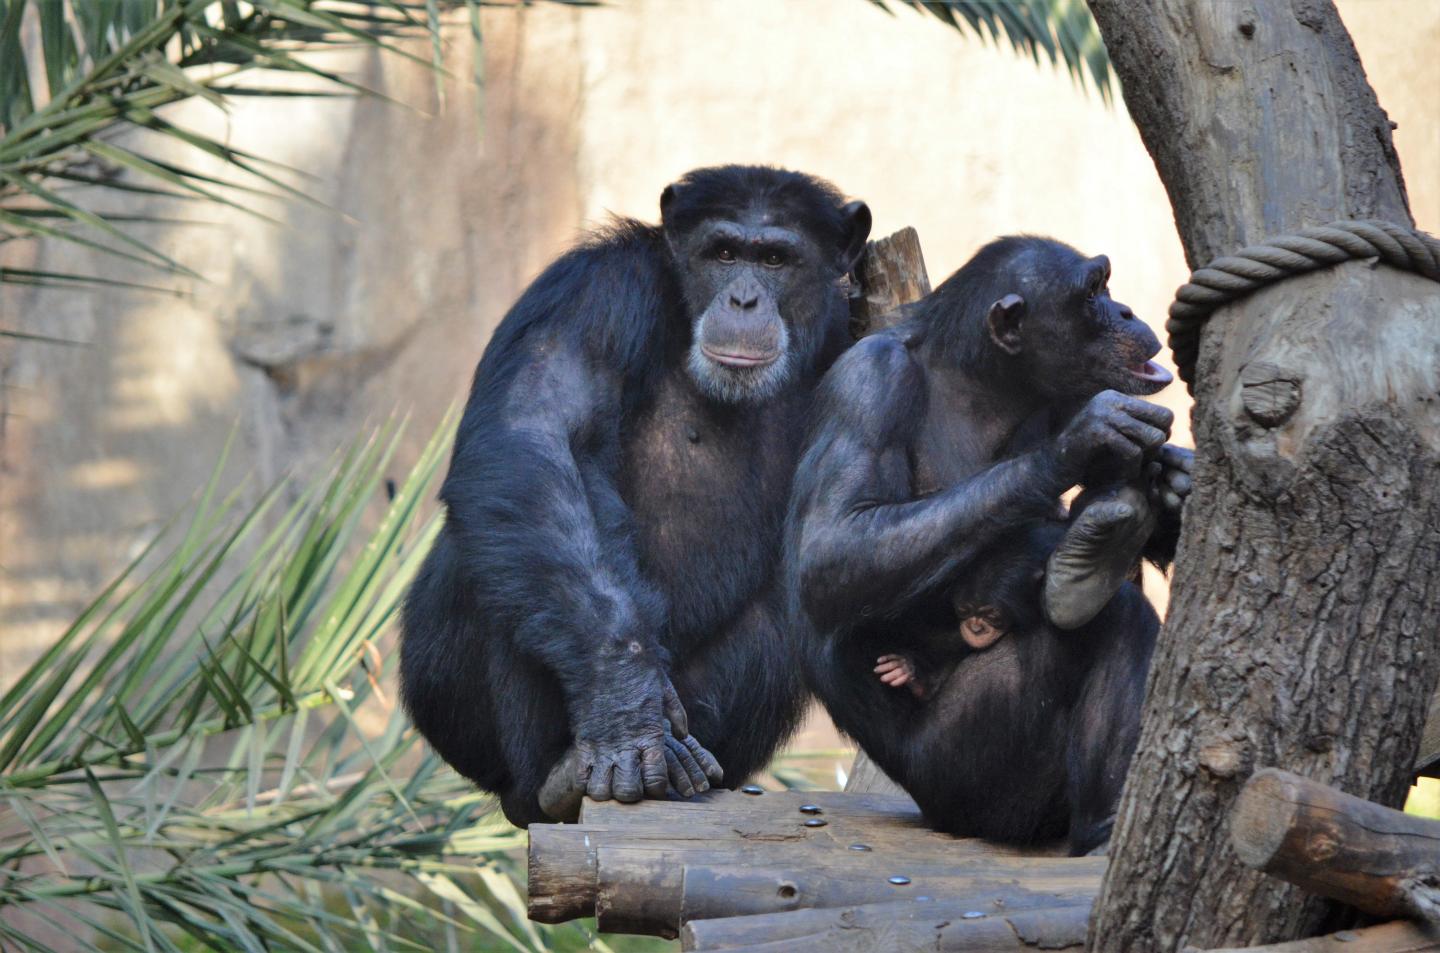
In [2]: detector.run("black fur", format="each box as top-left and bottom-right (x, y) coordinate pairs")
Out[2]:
(400, 165), (870, 827)
(787, 236), (1178, 855)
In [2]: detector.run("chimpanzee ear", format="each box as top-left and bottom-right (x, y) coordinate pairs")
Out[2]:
(838, 200), (872, 270)
(986, 294), (1026, 355)
(660, 183), (679, 221)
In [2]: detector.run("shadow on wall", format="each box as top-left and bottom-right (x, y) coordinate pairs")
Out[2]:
(0, 6), (588, 679)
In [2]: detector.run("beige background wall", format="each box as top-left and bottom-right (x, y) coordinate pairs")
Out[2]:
(2, 0), (1436, 686)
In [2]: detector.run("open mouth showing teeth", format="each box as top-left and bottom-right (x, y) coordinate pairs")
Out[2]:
(702, 347), (778, 368)
(1129, 360), (1174, 386)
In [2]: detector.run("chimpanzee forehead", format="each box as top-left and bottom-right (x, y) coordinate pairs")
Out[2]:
(691, 218), (807, 250)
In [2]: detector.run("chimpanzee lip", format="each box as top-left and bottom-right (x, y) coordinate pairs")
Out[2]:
(1128, 360), (1174, 386)
(702, 345), (779, 368)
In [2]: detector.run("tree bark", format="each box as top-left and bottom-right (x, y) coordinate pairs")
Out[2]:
(1085, 1), (1440, 949)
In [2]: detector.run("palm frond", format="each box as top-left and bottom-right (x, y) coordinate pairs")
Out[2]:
(0, 0), (451, 292)
(869, 0), (1114, 103)
(0, 414), (615, 951)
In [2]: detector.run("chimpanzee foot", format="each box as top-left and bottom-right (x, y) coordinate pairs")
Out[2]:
(1044, 485), (1155, 631)
(536, 747), (585, 823)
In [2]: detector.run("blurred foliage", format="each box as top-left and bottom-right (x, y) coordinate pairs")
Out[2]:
(0, 415), (625, 951)
(870, 0), (1112, 103)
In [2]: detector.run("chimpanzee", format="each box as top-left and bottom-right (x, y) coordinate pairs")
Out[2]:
(786, 236), (1192, 855)
(400, 165), (872, 828)
(872, 480), (1161, 696)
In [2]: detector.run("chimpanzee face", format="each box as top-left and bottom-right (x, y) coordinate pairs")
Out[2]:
(662, 193), (871, 405)
(987, 246), (1172, 402)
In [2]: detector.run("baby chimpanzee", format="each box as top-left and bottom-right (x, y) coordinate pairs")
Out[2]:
(874, 482), (1158, 698)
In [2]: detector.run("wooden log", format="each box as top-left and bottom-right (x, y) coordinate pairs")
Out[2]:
(683, 900), (1090, 952)
(591, 845), (1093, 935)
(844, 750), (909, 798)
(579, 788), (920, 822)
(1416, 690), (1440, 777)
(670, 856), (1104, 931)
(681, 897), (1092, 950)
(531, 790), (1008, 924)
(530, 808), (1064, 924)
(847, 225), (932, 338)
(1230, 768), (1440, 923)
(1194, 920), (1440, 952)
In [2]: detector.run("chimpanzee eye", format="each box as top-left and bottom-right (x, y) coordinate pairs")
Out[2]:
(761, 251), (785, 268)
(716, 246), (737, 263)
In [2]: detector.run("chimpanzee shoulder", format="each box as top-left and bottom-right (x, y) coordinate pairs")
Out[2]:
(811, 330), (927, 445)
(473, 219), (679, 395)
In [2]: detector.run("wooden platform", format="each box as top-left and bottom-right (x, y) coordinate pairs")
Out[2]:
(526, 788), (1100, 951)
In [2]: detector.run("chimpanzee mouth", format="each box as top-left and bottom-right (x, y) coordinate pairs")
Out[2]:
(700, 346), (780, 368)
(1128, 360), (1174, 387)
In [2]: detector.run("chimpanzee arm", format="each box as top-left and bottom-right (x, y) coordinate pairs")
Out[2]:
(441, 331), (713, 804)
(790, 336), (1170, 631)
(790, 337), (1068, 629)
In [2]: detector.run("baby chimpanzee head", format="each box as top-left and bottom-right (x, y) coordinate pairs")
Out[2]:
(949, 523), (1057, 649)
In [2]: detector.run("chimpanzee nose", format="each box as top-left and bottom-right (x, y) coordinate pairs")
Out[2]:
(730, 289), (759, 310)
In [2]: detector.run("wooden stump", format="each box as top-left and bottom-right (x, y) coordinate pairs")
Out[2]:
(1231, 769), (1440, 923)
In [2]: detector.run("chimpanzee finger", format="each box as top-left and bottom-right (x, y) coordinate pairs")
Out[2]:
(612, 749), (644, 802)
(662, 745), (697, 797)
(682, 734), (725, 785)
(1109, 395), (1174, 432)
(661, 678), (689, 739)
(1160, 444), (1194, 472)
(1162, 489), (1183, 512)
(586, 760), (615, 801)
(665, 734), (709, 794)
(1108, 416), (1169, 452)
(1165, 469), (1193, 496)
(641, 744), (669, 799)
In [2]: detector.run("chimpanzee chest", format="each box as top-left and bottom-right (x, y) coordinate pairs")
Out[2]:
(619, 375), (800, 640)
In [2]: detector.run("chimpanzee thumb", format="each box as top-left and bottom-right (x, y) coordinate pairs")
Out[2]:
(661, 677), (689, 738)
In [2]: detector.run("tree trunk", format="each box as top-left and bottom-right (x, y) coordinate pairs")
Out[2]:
(1084, 2), (1440, 949)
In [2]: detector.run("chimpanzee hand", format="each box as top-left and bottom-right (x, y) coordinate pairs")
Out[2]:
(574, 674), (722, 803)
(1148, 444), (1193, 514)
(660, 676), (724, 796)
(1053, 390), (1173, 486)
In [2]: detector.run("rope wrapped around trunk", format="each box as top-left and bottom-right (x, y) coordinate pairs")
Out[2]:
(1167, 220), (1440, 392)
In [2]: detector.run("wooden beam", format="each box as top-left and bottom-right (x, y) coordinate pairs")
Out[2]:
(671, 856), (1103, 930)
(1200, 920), (1440, 952)
(847, 225), (932, 338)
(530, 790), (1019, 924)
(1230, 768), (1440, 922)
(683, 900), (1090, 952)
(681, 897), (1092, 951)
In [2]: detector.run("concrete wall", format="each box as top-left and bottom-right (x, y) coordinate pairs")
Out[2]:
(2, 0), (1436, 681)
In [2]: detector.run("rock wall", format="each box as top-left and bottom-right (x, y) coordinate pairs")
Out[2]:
(1, 0), (1435, 681)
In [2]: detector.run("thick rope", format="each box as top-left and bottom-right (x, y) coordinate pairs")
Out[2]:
(1166, 219), (1440, 391)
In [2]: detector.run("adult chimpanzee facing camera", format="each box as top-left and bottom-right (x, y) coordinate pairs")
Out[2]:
(786, 236), (1192, 855)
(400, 166), (872, 827)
